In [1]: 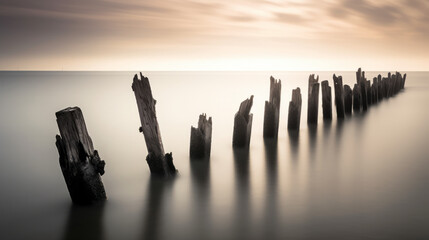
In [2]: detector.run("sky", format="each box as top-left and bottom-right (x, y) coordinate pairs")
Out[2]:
(0, 0), (428, 71)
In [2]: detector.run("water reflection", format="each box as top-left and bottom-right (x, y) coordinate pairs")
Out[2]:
(141, 177), (175, 240)
(262, 139), (279, 239)
(288, 130), (300, 160)
(232, 148), (251, 240)
(62, 202), (105, 240)
(190, 157), (211, 239)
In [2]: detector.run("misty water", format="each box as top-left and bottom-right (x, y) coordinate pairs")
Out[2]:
(0, 71), (428, 240)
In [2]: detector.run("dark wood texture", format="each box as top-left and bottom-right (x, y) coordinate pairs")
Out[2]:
(132, 73), (177, 177)
(263, 76), (281, 139)
(344, 84), (353, 115)
(190, 114), (212, 158)
(233, 96), (254, 148)
(321, 80), (332, 120)
(307, 74), (320, 125)
(333, 74), (345, 119)
(353, 83), (361, 112)
(55, 107), (106, 205)
(287, 88), (302, 131)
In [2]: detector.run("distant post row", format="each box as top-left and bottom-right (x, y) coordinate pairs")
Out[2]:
(54, 68), (406, 204)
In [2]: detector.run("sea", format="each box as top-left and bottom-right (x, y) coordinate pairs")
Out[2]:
(0, 71), (428, 240)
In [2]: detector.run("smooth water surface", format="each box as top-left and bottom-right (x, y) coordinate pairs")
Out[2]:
(0, 71), (428, 240)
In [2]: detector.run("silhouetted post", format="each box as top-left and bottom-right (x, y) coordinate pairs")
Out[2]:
(344, 84), (352, 115)
(190, 114), (212, 159)
(372, 77), (378, 104)
(366, 80), (372, 106)
(263, 76), (281, 139)
(321, 80), (332, 120)
(132, 73), (177, 177)
(353, 84), (361, 112)
(55, 107), (106, 204)
(233, 96), (254, 148)
(307, 74), (320, 125)
(333, 74), (345, 119)
(287, 88), (302, 130)
(357, 68), (368, 111)
(377, 74), (383, 101)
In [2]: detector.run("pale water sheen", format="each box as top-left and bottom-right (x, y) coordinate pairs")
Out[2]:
(0, 71), (428, 240)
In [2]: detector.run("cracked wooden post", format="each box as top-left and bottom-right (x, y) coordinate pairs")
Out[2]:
(287, 88), (302, 131)
(307, 74), (319, 125)
(321, 80), (332, 120)
(333, 74), (345, 119)
(55, 107), (106, 205)
(344, 84), (352, 115)
(132, 73), (177, 177)
(190, 114), (212, 159)
(353, 84), (361, 112)
(263, 76), (281, 139)
(233, 96), (254, 148)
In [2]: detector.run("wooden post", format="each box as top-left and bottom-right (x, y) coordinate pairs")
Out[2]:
(356, 68), (368, 111)
(132, 73), (177, 177)
(263, 76), (281, 139)
(233, 96), (254, 148)
(287, 88), (302, 131)
(55, 107), (106, 204)
(307, 74), (320, 125)
(366, 80), (372, 106)
(321, 80), (332, 120)
(333, 74), (345, 119)
(377, 75), (383, 101)
(190, 114), (212, 159)
(353, 84), (361, 112)
(344, 84), (352, 115)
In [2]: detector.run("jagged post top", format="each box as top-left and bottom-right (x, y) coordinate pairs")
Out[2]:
(238, 95), (254, 122)
(55, 106), (94, 164)
(269, 76), (282, 104)
(291, 87), (301, 103)
(194, 113), (212, 134)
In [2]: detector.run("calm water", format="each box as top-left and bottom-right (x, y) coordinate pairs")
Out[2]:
(0, 71), (428, 240)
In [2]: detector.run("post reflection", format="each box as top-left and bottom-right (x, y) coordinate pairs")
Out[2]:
(190, 157), (211, 239)
(233, 148), (251, 240)
(141, 176), (175, 240)
(262, 139), (279, 239)
(62, 202), (105, 240)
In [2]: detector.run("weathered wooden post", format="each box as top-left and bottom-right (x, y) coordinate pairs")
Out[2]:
(132, 73), (177, 177)
(55, 107), (106, 204)
(377, 74), (383, 101)
(353, 84), (361, 112)
(263, 76), (281, 139)
(287, 88), (302, 131)
(233, 96), (254, 148)
(333, 74), (345, 119)
(321, 80), (332, 120)
(344, 84), (352, 115)
(307, 74), (320, 125)
(190, 114), (212, 159)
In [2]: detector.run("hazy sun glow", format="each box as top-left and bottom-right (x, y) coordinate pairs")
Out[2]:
(1, 0), (428, 70)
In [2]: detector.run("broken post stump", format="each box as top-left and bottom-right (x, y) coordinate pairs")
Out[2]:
(288, 88), (302, 131)
(307, 74), (320, 125)
(333, 74), (345, 119)
(344, 84), (352, 115)
(321, 80), (332, 120)
(233, 96), (254, 148)
(190, 114), (212, 159)
(263, 76), (281, 139)
(55, 107), (106, 205)
(132, 73), (177, 177)
(353, 84), (361, 112)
